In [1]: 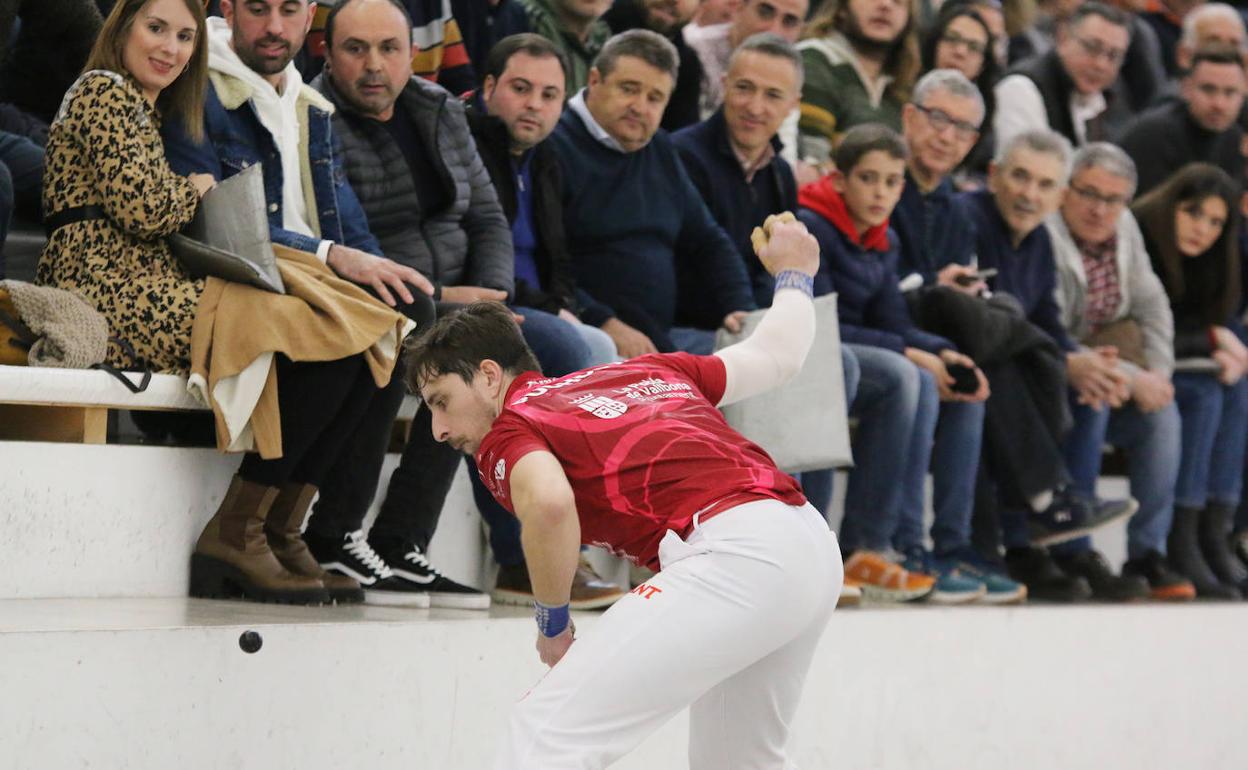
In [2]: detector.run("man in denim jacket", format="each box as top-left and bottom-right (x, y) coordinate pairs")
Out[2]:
(162, 0), (431, 307)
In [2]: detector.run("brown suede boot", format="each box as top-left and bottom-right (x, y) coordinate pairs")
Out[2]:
(191, 476), (330, 605)
(265, 482), (364, 604)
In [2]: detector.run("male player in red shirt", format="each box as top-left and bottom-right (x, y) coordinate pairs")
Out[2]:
(409, 217), (842, 769)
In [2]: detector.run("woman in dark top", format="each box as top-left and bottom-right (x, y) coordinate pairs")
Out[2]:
(1133, 163), (1248, 599)
(920, 3), (1000, 185)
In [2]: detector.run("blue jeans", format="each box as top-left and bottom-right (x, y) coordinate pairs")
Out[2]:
(574, 321), (618, 365)
(1173, 372), (1248, 508)
(670, 326), (717, 355)
(801, 345), (861, 516)
(514, 306), (593, 377)
(1059, 397), (1181, 559)
(881, 364), (985, 555)
(840, 344), (928, 553)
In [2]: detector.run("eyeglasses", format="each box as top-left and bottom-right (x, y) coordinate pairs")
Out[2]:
(913, 103), (981, 140)
(1070, 184), (1129, 209)
(1073, 35), (1126, 66)
(940, 30), (988, 57)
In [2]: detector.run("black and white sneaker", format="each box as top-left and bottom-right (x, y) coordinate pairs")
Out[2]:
(370, 539), (491, 610)
(304, 529), (430, 609)
(1028, 490), (1138, 547)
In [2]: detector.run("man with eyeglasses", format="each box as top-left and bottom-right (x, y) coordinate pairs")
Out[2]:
(682, 0), (809, 119)
(1120, 45), (1246, 196)
(1045, 142), (1196, 602)
(994, 2), (1135, 150)
(893, 69), (985, 294)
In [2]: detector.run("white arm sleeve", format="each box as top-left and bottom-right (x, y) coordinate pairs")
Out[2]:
(714, 286), (816, 407)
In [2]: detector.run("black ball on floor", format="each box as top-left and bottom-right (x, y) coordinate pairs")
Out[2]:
(238, 630), (263, 654)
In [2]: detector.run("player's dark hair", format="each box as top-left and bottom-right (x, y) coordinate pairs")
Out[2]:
(405, 302), (543, 390)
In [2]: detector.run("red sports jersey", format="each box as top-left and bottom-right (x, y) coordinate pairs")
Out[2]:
(475, 353), (806, 570)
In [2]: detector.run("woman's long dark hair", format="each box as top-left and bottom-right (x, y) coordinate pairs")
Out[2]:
(1132, 163), (1242, 325)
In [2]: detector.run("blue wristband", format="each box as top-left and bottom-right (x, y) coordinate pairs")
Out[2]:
(775, 270), (814, 297)
(534, 601), (570, 638)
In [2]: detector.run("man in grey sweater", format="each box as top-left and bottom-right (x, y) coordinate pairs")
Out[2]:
(1046, 142), (1194, 602)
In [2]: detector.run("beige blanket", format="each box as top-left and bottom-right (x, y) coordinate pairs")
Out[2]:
(188, 245), (414, 459)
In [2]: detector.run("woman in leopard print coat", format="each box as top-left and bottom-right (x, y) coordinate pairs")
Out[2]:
(33, 0), (421, 608)
(36, 0), (211, 372)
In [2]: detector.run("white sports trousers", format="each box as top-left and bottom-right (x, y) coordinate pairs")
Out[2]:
(495, 499), (844, 769)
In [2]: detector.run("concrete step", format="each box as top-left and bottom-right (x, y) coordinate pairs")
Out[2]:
(0, 438), (1134, 601)
(0, 441), (489, 599)
(0, 597), (1242, 770)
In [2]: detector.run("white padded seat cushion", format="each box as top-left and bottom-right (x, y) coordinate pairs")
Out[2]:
(397, 394), (421, 420)
(0, 365), (207, 410)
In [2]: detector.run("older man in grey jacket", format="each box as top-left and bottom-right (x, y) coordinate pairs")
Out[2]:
(1046, 142), (1195, 602)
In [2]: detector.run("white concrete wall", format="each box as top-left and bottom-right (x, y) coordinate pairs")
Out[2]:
(0, 598), (1243, 770)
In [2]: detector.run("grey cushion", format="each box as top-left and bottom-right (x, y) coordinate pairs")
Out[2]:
(714, 294), (853, 473)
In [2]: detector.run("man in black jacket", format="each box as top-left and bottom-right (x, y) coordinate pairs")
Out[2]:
(1119, 45), (1246, 196)
(463, 33), (629, 604)
(467, 33), (619, 365)
(301, 0), (626, 610)
(671, 33), (799, 311)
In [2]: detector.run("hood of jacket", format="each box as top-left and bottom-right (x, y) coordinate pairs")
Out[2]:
(798, 174), (890, 252)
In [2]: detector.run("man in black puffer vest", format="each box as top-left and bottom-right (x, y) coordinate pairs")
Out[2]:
(994, 2), (1135, 150)
(301, 0), (627, 611)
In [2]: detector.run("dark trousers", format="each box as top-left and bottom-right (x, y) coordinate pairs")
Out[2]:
(308, 302), (590, 556)
(238, 353), (379, 488)
(979, 360), (1070, 507)
(303, 291), (439, 542)
(973, 359), (1071, 556)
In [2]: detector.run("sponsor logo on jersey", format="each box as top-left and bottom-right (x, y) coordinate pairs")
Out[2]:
(494, 458), (506, 483)
(573, 394), (629, 419)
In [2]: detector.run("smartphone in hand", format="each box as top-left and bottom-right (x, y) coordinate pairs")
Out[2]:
(946, 363), (980, 394)
(955, 268), (997, 287)
(953, 267), (993, 285)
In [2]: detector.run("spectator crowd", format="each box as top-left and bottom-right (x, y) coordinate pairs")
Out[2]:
(6, 0), (1248, 609)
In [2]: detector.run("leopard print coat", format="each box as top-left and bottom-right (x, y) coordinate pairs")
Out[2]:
(36, 70), (202, 372)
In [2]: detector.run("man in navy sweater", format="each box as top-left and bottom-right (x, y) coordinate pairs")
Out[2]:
(546, 28), (757, 356)
(672, 33), (799, 316)
(671, 32), (855, 520)
(967, 128), (1138, 599)
(893, 68), (985, 292)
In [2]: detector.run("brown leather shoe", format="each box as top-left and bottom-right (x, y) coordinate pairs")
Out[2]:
(569, 557), (628, 609)
(191, 476), (330, 605)
(265, 482), (364, 604)
(491, 557), (627, 610)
